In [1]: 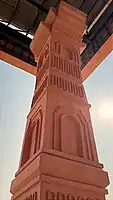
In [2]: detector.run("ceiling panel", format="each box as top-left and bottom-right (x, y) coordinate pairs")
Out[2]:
(12, 0), (38, 30)
(80, 0), (97, 14)
(67, 0), (85, 9)
(0, 1), (14, 21)
(87, 0), (108, 26)
(1, 0), (18, 8)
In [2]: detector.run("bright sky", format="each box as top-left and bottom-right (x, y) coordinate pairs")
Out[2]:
(0, 52), (113, 200)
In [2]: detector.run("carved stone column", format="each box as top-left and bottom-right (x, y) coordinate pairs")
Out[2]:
(10, 1), (109, 200)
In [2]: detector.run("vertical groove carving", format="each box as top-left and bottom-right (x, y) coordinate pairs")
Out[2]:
(73, 84), (78, 95)
(34, 120), (39, 154)
(50, 74), (84, 98)
(34, 110), (43, 154)
(87, 123), (95, 161)
(67, 81), (71, 93)
(76, 66), (80, 79)
(53, 106), (61, 151)
(51, 53), (81, 79)
(78, 86), (84, 97)
(78, 112), (95, 161)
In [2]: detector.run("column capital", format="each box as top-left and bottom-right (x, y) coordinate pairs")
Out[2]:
(30, 1), (87, 59)
(55, 1), (87, 34)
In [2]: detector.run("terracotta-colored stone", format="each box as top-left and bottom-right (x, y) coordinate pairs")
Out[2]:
(10, 1), (109, 200)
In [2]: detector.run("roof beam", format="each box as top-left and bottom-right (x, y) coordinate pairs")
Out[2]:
(82, 34), (113, 81)
(0, 50), (37, 75)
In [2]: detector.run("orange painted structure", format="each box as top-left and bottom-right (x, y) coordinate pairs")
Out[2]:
(10, 2), (109, 200)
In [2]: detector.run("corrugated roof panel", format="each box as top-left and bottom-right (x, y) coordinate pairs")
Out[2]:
(67, 0), (85, 9)
(42, 0), (58, 10)
(0, 0), (111, 37)
(87, 0), (108, 26)
(12, 0), (38, 30)
(1, 0), (18, 8)
(80, 0), (97, 14)
(0, 1), (13, 21)
(30, 10), (46, 34)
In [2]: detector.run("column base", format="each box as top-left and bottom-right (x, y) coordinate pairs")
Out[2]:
(10, 149), (109, 200)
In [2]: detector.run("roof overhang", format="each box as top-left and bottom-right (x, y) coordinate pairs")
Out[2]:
(0, 0), (113, 80)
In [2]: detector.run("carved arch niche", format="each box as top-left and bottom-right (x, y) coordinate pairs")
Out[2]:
(20, 110), (43, 167)
(61, 46), (79, 63)
(60, 114), (83, 157)
(31, 109), (43, 155)
(77, 111), (96, 161)
(62, 47), (73, 61)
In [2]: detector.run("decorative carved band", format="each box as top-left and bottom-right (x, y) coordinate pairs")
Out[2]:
(50, 74), (84, 98)
(24, 192), (37, 200)
(45, 190), (101, 200)
(51, 54), (80, 79)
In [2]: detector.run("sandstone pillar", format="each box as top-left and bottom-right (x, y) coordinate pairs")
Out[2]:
(10, 1), (109, 200)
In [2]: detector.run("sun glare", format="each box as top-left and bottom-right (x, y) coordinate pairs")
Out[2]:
(98, 101), (113, 120)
